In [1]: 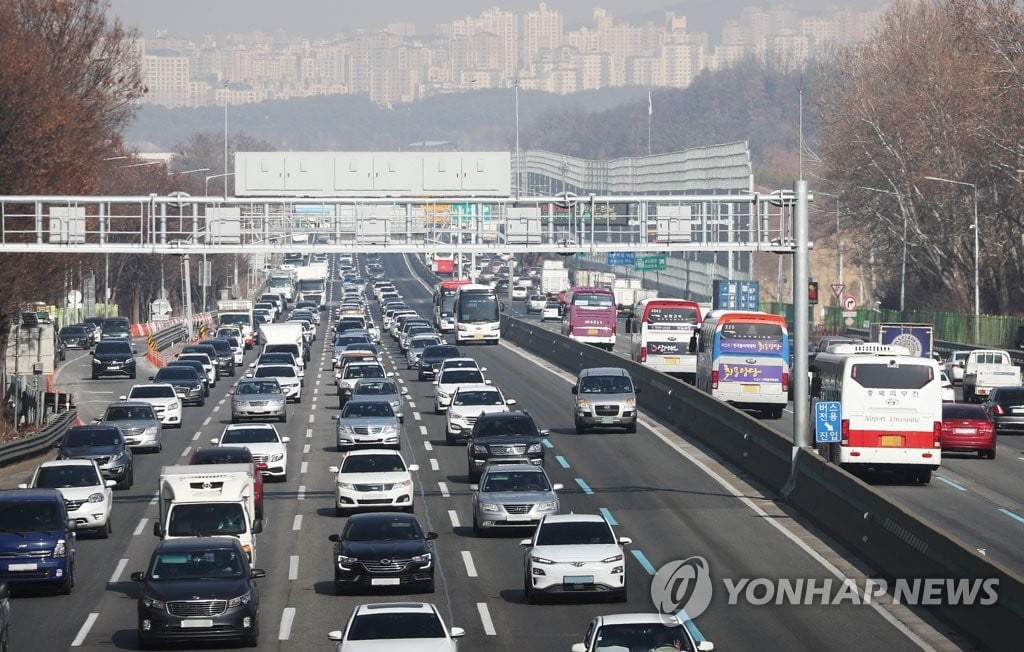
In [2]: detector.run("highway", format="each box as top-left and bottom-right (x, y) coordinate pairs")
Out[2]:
(0, 254), (961, 650)
(504, 289), (1024, 578)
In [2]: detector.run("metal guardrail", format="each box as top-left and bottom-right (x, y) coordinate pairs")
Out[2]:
(149, 323), (189, 352)
(0, 409), (77, 468)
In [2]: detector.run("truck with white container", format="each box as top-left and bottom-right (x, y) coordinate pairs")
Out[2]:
(962, 349), (1022, 403)
(267, 273), (295, 302)
(258, 322), (307, 369)
(295, 262), (329, 309)
(611, 278), (657, 316)
(541, 265), (571, 297)
(152, 464), (261, 562)
(217, 300), (255, 349)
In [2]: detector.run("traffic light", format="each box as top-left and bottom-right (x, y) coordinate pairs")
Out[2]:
(808, 281), (819, 305)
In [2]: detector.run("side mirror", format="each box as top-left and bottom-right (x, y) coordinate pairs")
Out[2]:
(572, 645), (588, 652)
(689, 335), (698, 354)
(132, 348), (138, 355)
(469, 483), (479, 491)
(540, 429), (550, 437)
(697, 642), (715, 651)
(328, 534), (341, 543)
(66, 520), (77, 532)
(282, 436), (291, 443)
(450, 627), (466, 639)
(130, 572), (145, 582)
(210, 438), (220, 445)
(17, 483), (28, 489)
(148, 376), (155, 381)
(618, 536), (633, 546)
(105, 480), (117, 488)
(484, 379), (492, 385)
(53, 441), (63, 449)
(506, 399), (517, 406)
(401, 388), (409, 396)
(480, 367), (488, 372)
(328, 466), (340, 473)
(246, 373), (254, 378)
(88, 349), (95, 355)
(571, 386), (578, 395)
(250, 568), (267, 579)
(92, 416), (102, 423)
(425, 531), (439, 540)
(634, 386), (641, 394)
(153, 522), (165, 537)
(407, 464), (420, 472)
(519, 538), (532, 548)
(118, 395), (127, 401)
(552, 483), (564, 491)
(433, 380), (439, 386)
(252, 520), (263, 534)
(327, 631), (343, 642)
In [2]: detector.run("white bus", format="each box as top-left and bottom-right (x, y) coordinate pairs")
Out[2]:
(629, 298), (702, 377)
(452, 284), (501, 345)
(810, 343), (942, 484)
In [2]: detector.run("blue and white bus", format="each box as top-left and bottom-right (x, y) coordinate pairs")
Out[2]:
(694, 310), (790, 419)
(453, 284), (501, 345)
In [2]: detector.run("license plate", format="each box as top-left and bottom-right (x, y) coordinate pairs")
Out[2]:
(371, 578), (401, 586)
(665, 357), (678, 365)
(474, 333), (483, 340)
(506, 513), (533, 522)
(741, 384), (759, 394)
(954, 428), (976, 434)
(601, 417), (616, 424)
(8, 563), (37, 571)
(880, 435), (903, 447)
(587, 329), (598, 335)
(1012, 408), (1024, 414)
(181, 619), (214, 629)
(563, 575), (594, 584)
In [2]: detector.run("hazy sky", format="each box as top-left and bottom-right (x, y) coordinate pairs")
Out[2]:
(106, 1), (887, 40)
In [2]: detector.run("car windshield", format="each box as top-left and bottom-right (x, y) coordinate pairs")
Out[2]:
(423, 346), (459, 359)
(476, 416), (536, 437)
(157, 368), (198, 381)
(0, 501), (62, 531)
(482, 471), (549, 492)
(335, 336), (370, 347)
(595, 624), (693, 651)
(347, 613), (446, 640)
(105, 406), (155, 421)
(256, 366), (296, 378)
(343, 516), (423, 542)
(259, 354), (295, 365)
(148, 544), (246, 579)
(95, 342), (130, 354)
(995, 388), (1024, 403)
(536, 521), (614, 545)
(130, 386), (175, 399)
(64, 428), (122, 447)
(221, 427), (279, 444)
(411, 337), (439, 348)
(943, 404), (988, 419)
(179, 354), (211, 365)
(193, 449), (249, 464)
(237, 381), (281, 395)
(61, 326), (88, 335)
(579, 375), (634, 394)
(341, 454), (406, 474)
(441, 370), (483, 384)
(343, 402), (395, 418)
(354, 381), (398, 396)
(453, 390), (503, 406)
(346, 365), (385, 379)
(36, 465), (101, 488)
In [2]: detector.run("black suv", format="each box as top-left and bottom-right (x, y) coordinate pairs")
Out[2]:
(417, 345), (461, 381)
(201, 338), (237, 376)
(466, 411), (549, 481)
(131, 537), (265, 648)
(183, 342), (230, 378)
(56, 424), (134, 489)
(91, 339), (137, 379)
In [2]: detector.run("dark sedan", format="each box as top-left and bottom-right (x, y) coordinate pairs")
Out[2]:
(56, 424), (134, 489)
(59, 325), (92, 349)
(152, 366), (206, 406)
(417, 345), (461, 381)
(131, 537), (265, 648)
(984, 386), (1024, 434)
(328, 513), (437, 594)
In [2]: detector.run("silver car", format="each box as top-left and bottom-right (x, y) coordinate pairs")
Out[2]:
(572, 367), (639, 433)
(470, 464), (562, 534)
(232, 378), (288, 423)
(406, 334), (443, 370)
(351, 378), (407, 423)
(96, 401), (162, 453)
(334, 399), (401, 451)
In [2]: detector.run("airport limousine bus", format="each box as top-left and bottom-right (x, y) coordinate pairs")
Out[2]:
(452, 284), (501, 345)
(561, 286), (617, 351)
(629, 298), (703, 377)
(433, 279), (471, 333)
(811, 343), (942, 484)
(695, 310), (790, 418)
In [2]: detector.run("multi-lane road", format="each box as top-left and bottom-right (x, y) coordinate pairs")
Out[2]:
(0, 254), (964, 650)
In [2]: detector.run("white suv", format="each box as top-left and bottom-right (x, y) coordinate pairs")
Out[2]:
(521, 513), (631, 603)
(434, 366), (489, 414)
(120, 383), (183, 428)
(445, 384), (516, 445)
(328, 602), (464, 650)
(212, 423), (291, 482)
(20, 460), (115, 538)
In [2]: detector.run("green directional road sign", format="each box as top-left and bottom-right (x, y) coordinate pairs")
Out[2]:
(634, 255), (667, 271)
(452, 204), (493, 221)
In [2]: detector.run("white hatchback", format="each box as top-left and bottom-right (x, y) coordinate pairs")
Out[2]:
(328, 449), (419, 516)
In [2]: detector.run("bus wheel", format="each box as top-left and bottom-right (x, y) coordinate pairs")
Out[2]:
(913, 468), (932, 485)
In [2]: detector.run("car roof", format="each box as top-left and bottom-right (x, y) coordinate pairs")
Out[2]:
(482, 463), (545, 473)
(68, 423), (122, 434)
(224, 422), (276, 431)
(191, 446), (253, 461)
(38, 459), (98, 469)
(541, 513), (606, 524)
(593, 613), (684, 627)
(155, 536), (246, 553)
(579, 367), (631, 378)
(353, 602), (437, 616)
(105, 400), (155, 410)
(343, 448), (403, 458)
(347, 511), (419, 524)
(453, 384), (498, 393)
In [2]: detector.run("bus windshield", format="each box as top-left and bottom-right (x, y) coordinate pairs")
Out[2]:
(572, 293), (614, 308)
(458, 294), (499, 322)
(440, 295), (456, 314)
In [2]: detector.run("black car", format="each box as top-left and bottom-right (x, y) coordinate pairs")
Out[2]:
(201, 338), (237, 376)
(466, 411), (549, 482)
(56, 424), (134, 489)
(182, 343), (228, 379)
(90, 339), (137, 380)
(152, 366), (206, 406)
(131, 537), (265, 648)
(328, 513), (437, 594)
(984, 386), (1024, 434)
(417, 345), (461, 381)
(335, 318), (368, 334)
(165, 360), (212, 396)
(59, 325), (92, 349)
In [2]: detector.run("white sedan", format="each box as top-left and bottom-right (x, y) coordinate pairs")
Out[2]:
(571, 612), (714, 652)
(328, 449), (419, 516)
(212, 423), (291, 481)
(328, 602), (464, 651)
(120, 384), (182, 428)
(445, 384), (516, 445)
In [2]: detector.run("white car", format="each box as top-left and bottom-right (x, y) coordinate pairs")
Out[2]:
(327, 602), (464, 651)
(250, 364), (302, 402)
(571, 613), (715, 652)
(212, 423), (291, 481)
(178, 352), (217, 386)
(445, 384), (516, 444)
(336, 361), (388, 405)
(944, 350), (969, 384)
(521, 513), (630, 603)
(434, 366), (489, 414)
(120, 384), (183, 428)
(216, 327), (246, 365)
(526, 294), (547, 313)
(511, 285), (529, 301)
(328, 449), (419, 516)
(940, 371), (956, 403)
(20, 459), (115, 538)
(541, 301), (561, 322)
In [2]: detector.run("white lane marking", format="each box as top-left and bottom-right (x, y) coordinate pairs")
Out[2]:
(408, 400), (417, 408)
(278, 607), (296, 640)
(297, 486), (306, 500)
(192, 431), (200, 441)
(461, 550), (478, 577)
(438, 481), (450, 497)
(148, 492), (158, 506)
(413, 412), (422, 421)
(134, 518), (148, 536)
(314, 387), (319, 395)
(477, 603), (497, 636)
(306, 428), (313, 439)
(71, 613), (100, 647)
(202, 416), (212, 426)
(303, 443), (311, 454)
(448, 509), (461, 528)
(300, 461), (309, 475)
(288, 555), (300, 580)
(292, 515), (302, 531)
(180, 446), (192, 458)
(430, 458), (439, 471)
(218, 398), (227, 405)
(308, 414), (315, 423)
(109, 558), (129, 584)
(419, 426), (428, 435)
(424, 441), (433, 451)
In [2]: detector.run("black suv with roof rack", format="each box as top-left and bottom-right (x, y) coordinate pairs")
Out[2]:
(466, 411), (549, 482)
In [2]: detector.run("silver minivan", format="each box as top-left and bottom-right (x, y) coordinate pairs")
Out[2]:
(571, 367), (639, 433)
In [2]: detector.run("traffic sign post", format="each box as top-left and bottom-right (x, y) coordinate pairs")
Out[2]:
(814, 401), (842, 443)
(843, 296), (857, 311)
(634, 255), (667, 271)
(830, 283), (845, 298)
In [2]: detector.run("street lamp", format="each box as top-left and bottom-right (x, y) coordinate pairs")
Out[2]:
(171, 167), (211, 176)
(223, 81), (230, 198)
(205, 173), (235, 197)
(514, 79), (520, 200)
(858, 186), (909, 312)
(923, 176), (979, 343)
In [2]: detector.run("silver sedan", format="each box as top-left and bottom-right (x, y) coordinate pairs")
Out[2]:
(231, 378), (288, 423)
(470, 464), (562, 534)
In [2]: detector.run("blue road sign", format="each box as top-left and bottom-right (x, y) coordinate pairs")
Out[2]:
(814, 401), (842, 443)
(606, 252), (636, 266)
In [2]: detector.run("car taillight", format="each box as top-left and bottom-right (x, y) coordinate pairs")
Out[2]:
(640, 346), (647, 363)
(841, 419), (849, 445)
(994, 404), (1005, 415)
(933, 421), (942, 446)
(711, 370), (719, 390)
(782, 372), (790, 392)
(567, 325), (573, 335)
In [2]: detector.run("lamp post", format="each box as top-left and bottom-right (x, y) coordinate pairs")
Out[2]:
(223, 81), (230, 198)
(814, 191), (842, 332)
(923, 176), (980, 343)
(858, 186), (909, 312)
(205, 173), (235, 197)
(514, 79), (520, 200)
(171, 167), (210, 177)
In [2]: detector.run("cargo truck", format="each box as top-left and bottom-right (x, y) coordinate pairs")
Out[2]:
(268, 273), (295, 302)
(258, 322), (308, 368)
(541, 266), (571, 296)
(217, 300), (255, 349)
(962, 350), (1022, 403)
(152, 464), (261, 563)
(295, 262), (328, 309)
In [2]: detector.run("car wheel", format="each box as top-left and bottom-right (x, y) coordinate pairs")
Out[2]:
(204, 386), (210, 397)
(279, 474), (287, 483)
(129, 372), (136, 379)
(575, 420), (586, 435)
(984, 449), (996, 459)
(98, 519), (110, 539)
(335, 506), (347, 517)
(91, 374), (99, 380)
(137, 632), (153, 650)
(614, 585), (628, 602)
(197, 395), (206, 407)
(524, 578), (537, 604)
(625, 421), (637, 434)
(913, 468), (932, 485)
(154, 441), (163, 454)
(280, 412), (288, 423)
(422, 578), (435, 593)
(231, 415), (239, 424)
(472, 516), (485, 537)
(58, 566), (74, 595)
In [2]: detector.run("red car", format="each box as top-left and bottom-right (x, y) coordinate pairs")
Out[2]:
(188, 446), (266, 519)
(940, 403), (996, 459)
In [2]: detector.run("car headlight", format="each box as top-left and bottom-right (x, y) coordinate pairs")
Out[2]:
(269, 453), (284, 462)
(226, 591), (252, 608)
(530, 555), (554, 565)
(393, 479), (412, 488)
(457, 324), (469, 331)
(479, 502), (500, 513)
(576, 399), (591, 408)
(527, 443), (542, 453)
(338, 482), (357, 490)
(625, 398), (636, 406)
(52, 539), (68, 558)
(437, 389), (450, 399)
(144, 425), (158, 437)
(123, 357), (134, 364)
(536, 500), (558, 511)
(338, 425), (355, 434)
(380, 425), (397, 435)
(411, 552), (432, 564)
(472, 444), (488, 454)
(87, 492), (106, 503)
(602, 553), (624, 563)
(142, 595), (166, 609)
(91, 358), (102, 365)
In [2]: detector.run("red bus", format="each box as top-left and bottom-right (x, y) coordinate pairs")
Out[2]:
(560, 286), (617, 350)
(433, 279), (471, 332)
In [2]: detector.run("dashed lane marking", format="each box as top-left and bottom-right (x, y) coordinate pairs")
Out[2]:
(477, 603), (497, 636)
(448, 509), (461, 528)
(278, 607), (296, 640)
(292, 515), (302, 531)
(134, 518), (148, 536)
(461, 551), (478, 577)
(288, 555), (300, 580)
(438, 482), (450, 497)
(71, 613), (99, 647)
(430, 459), (439, 471)
(109, 558), (129, 584)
